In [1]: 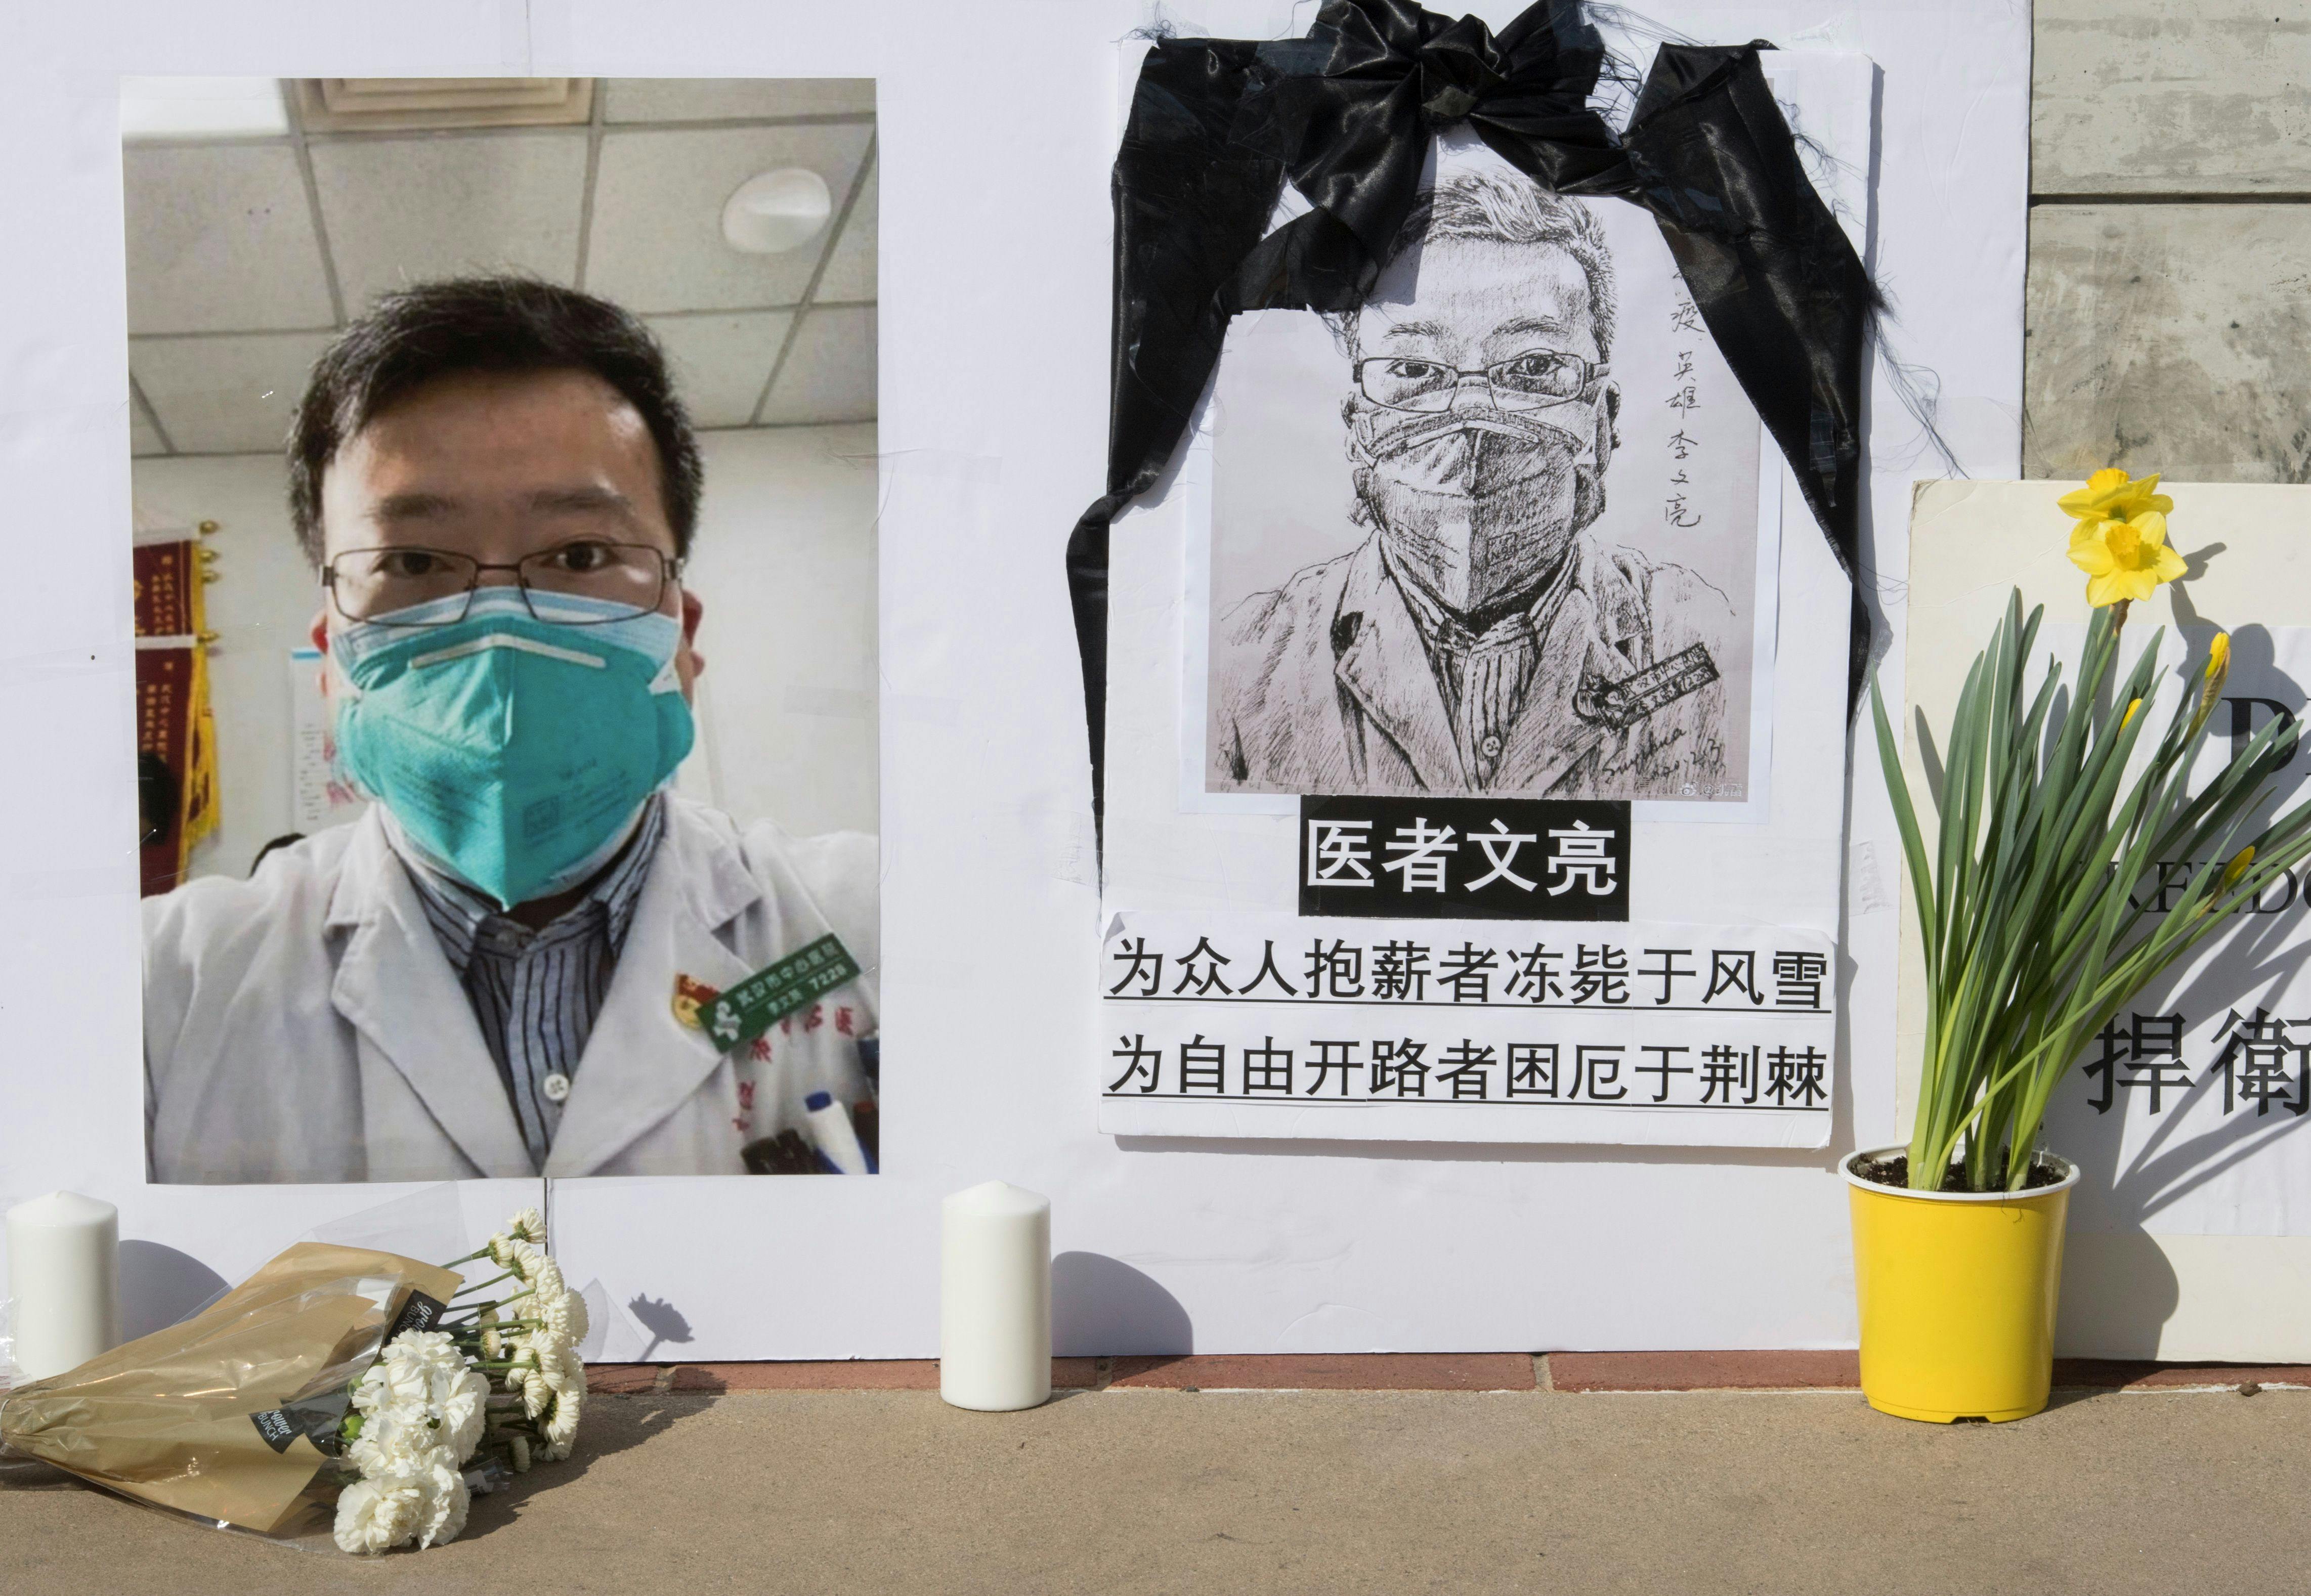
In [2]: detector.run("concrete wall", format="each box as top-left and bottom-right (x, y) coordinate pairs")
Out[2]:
(2027, 2), (2311, 482)
(133, 421), (878, 884)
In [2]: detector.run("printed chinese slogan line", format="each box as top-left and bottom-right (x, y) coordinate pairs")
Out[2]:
(702, 935), (860, 1052)
(1301, 796), (1630, 921)
(1099, 912), (1836, 1148)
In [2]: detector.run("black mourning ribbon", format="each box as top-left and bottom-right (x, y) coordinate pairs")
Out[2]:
(1069, 0), (1877, 840)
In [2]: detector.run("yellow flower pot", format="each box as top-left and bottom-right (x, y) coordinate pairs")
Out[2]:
(1843, 1146), (2079, 1424)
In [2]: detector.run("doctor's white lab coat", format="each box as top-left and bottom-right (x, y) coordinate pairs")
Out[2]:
(143, 796), (879, 1183)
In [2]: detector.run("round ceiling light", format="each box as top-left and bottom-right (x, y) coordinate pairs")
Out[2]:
(720, 168), (833, 255)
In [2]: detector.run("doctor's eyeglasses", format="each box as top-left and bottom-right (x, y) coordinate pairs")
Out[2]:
(1354, 351), (1607, 412)
(323, 542), (682, 626)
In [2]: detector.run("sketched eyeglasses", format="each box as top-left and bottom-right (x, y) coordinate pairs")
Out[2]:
(1354, 351), (1607, 412)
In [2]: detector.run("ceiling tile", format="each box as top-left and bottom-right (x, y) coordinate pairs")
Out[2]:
(815, 156), (876, 303)
(758, 306), (875, 426)
(130, 396), (168, 456)
(132, 331), (335, 454)
(585, 123), (874, 314)
(311, 133), (590, 315)
(124, 144), (335, 334)
(603, 79), (875, 122)
(646, 311), (794, 428)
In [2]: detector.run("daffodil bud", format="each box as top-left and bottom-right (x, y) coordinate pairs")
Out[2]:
(2224, 846), (2256, 890)
(2189, 634), (2232, 739)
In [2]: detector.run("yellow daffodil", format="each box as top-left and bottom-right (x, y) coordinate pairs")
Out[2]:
(2069, 509), (2186, 608)
(2057, 467), (2173, 526)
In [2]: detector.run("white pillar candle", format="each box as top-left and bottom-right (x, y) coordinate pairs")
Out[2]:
(7, 1191), (119, 1382)
(939, 1181), (1050, 1412)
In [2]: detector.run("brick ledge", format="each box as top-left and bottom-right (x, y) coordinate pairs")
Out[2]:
(587, 1352), (2310, 1396)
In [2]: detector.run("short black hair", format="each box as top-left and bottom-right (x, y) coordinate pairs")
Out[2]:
(287, 276), (702, 564)
(1326, 169), (1618, 365)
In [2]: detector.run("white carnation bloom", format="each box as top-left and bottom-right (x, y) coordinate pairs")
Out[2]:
(420, 1341), (475, 1395)
(562, 1286), (591, 1346)
(507, 1433), (531, 1473)
(346, 1403), (437, 1476)
(486, 1226), (543, 1272)
(495, 1336), (544, 1402)
(537, 1281), (589, 1344)
(438, 1366), (490, 1461)
(404, 1339), (464, 1400)
(507, 1206), (545, 1244)
(413, 1455), (471, 1549)
(542, 1387), (583, 1455)
(333, 1476), (424, 1556)
(363, 1330), (465, 1408)
(532, 1334), (574, 1394)
(487, 1227), (545, 1272)
(478, 1305), (503, 1361)
(523, 1370), (552, 1418)
(349, 1363), (389, 1416)
(354, 1348), (430, 1413)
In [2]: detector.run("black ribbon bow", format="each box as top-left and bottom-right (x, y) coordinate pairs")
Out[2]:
(1069, 0), (1878, 838)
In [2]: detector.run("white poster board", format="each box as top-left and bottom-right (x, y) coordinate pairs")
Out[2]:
(1101, 51), (1870, 1149)
(0, 2), (2031, 1360)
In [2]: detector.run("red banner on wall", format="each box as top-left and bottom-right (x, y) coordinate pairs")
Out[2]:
(133, 538), (217, 896)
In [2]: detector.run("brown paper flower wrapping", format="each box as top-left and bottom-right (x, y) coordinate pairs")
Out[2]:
(1, 1242), (460, 1535)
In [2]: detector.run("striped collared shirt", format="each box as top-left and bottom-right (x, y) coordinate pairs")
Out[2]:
(394, 797), (666, 1170)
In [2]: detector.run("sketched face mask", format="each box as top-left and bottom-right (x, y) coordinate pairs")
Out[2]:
(1349, 394), (1599, 617)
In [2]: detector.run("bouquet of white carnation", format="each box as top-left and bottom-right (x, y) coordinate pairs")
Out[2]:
(330, 1207), (590, 1554)
(0, 1209), (590, 1558)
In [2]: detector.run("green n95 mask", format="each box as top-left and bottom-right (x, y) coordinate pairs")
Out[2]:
(330, 587), (695, 909)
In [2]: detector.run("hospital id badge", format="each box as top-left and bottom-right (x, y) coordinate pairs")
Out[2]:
(674, 934), (861, 1050)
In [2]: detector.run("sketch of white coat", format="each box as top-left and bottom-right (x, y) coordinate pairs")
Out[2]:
(143, 795), (878, 1183)
(1214, 529), (1733, 798)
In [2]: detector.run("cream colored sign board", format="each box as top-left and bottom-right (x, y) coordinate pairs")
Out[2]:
(1901, 480), (2311, 1358)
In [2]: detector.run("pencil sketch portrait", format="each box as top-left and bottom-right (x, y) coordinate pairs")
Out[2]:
(1207, 164), (1758, 802)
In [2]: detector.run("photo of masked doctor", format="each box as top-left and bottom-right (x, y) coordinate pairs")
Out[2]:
(1211, 168), (1736, 799)
(143, 277), (878, 1183)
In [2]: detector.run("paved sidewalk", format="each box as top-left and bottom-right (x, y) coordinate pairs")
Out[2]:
(7, 1381), (2305, 1595)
